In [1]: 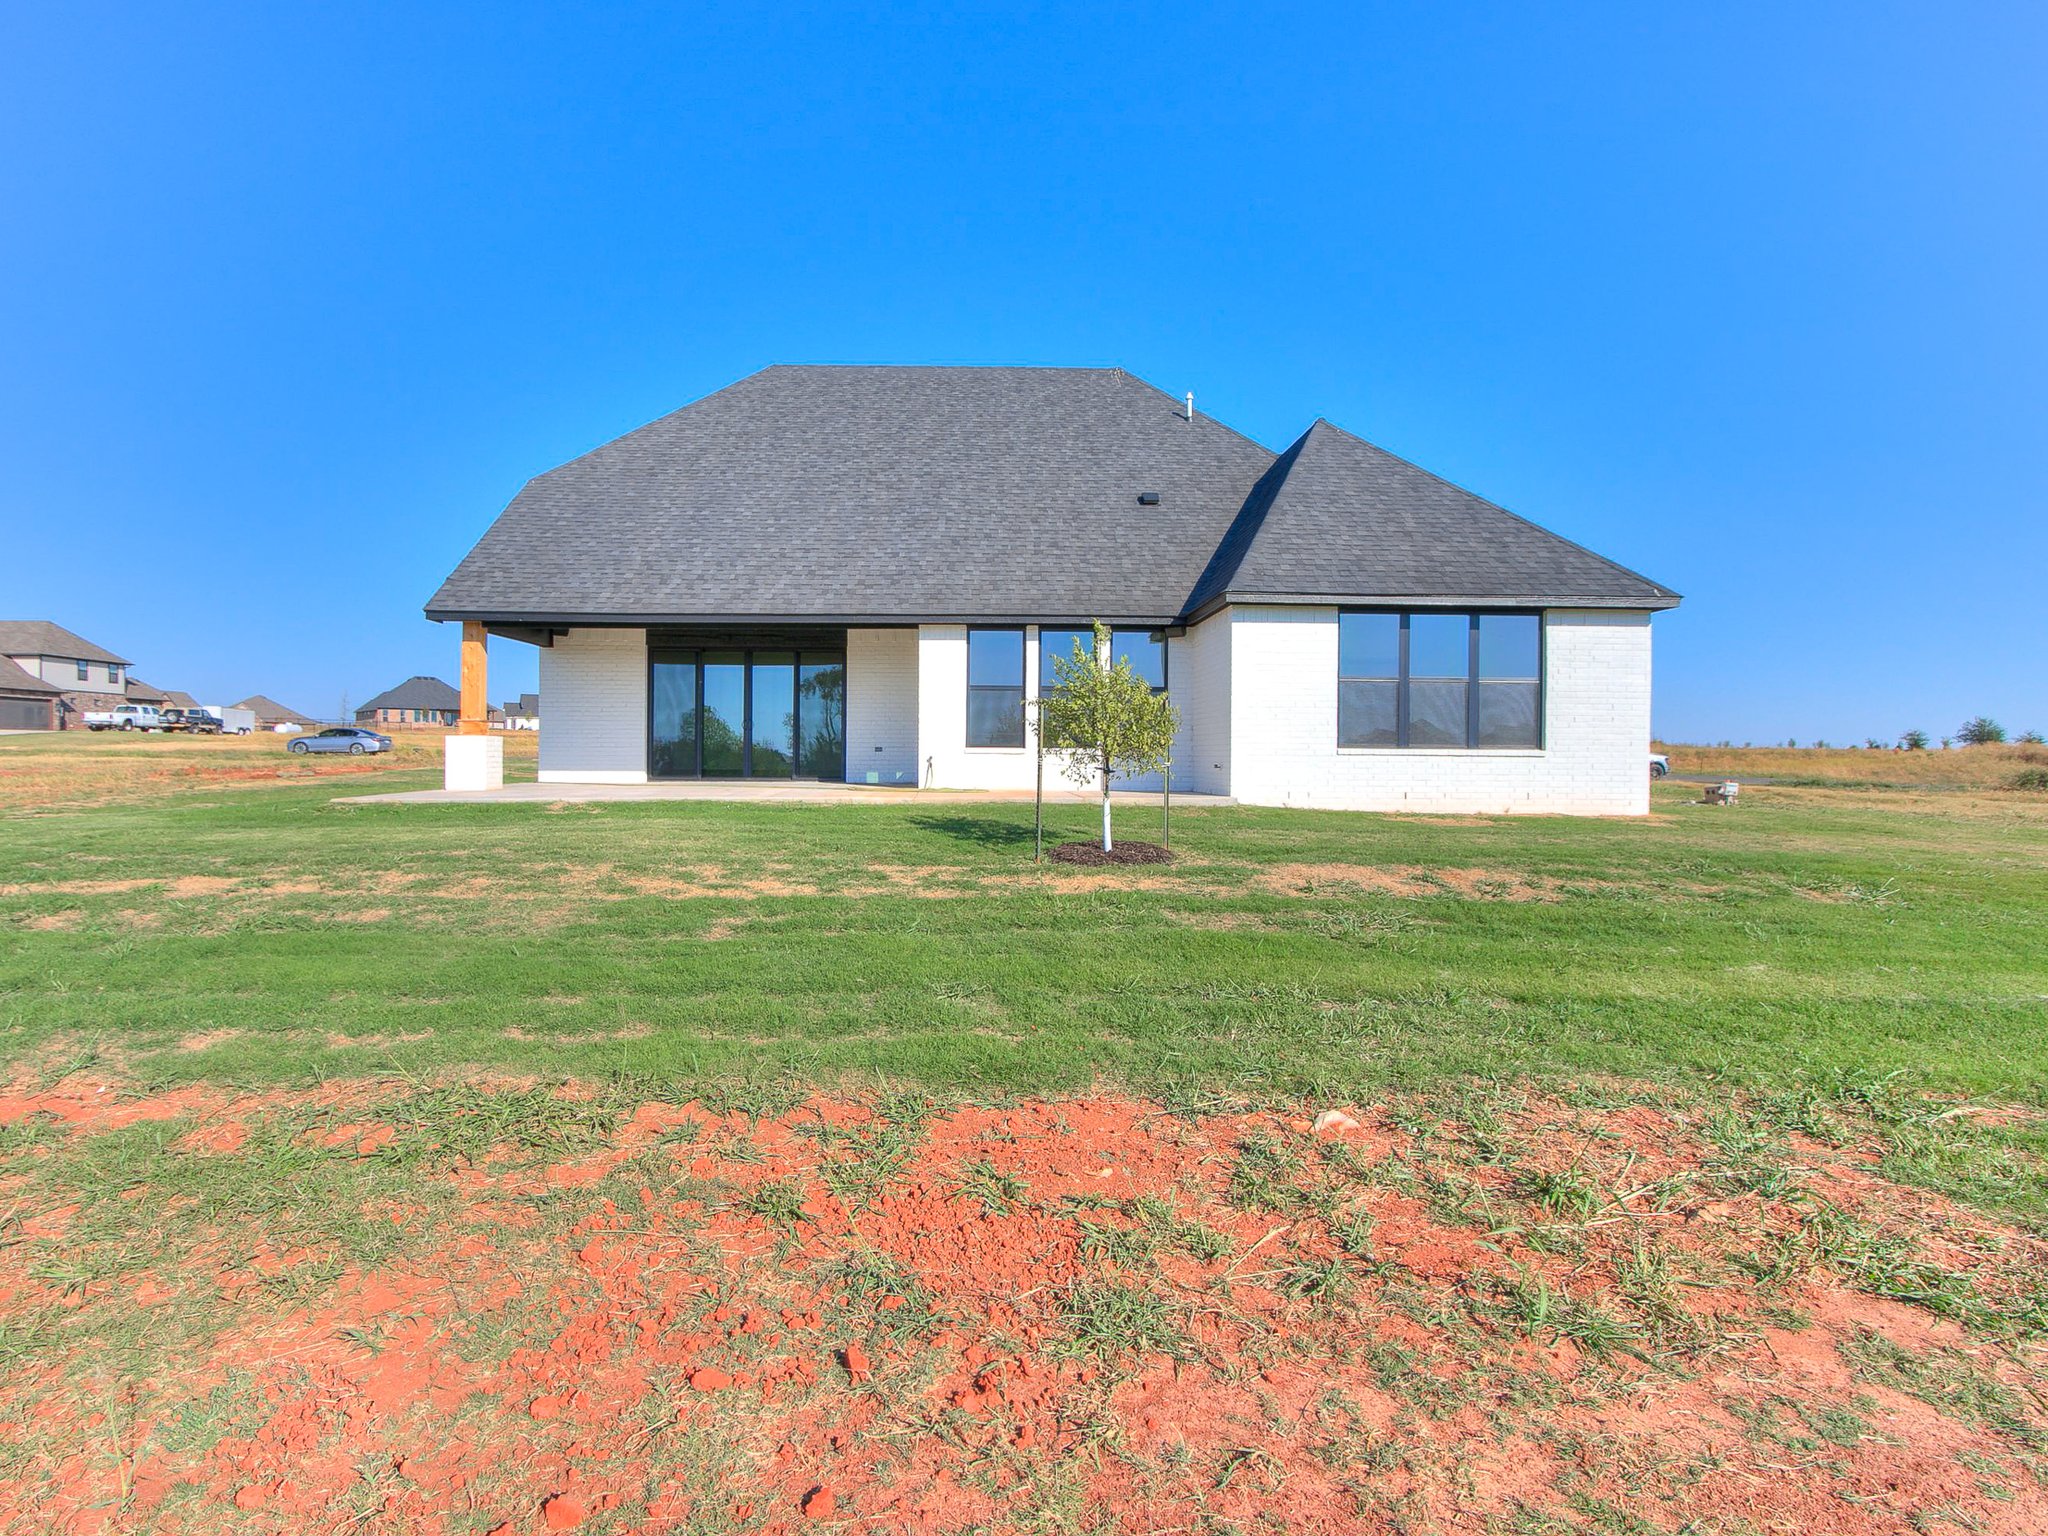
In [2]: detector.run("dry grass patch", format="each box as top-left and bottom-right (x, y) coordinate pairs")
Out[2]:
(0, 729), (537, 812)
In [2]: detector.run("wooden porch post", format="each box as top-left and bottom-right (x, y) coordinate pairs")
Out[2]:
(459, 622), (489, 735)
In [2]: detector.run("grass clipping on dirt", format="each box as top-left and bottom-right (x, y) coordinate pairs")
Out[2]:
(3, 1073), (2046, 1534)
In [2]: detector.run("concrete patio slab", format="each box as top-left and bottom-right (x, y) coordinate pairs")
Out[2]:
(336, 781), (1234, 807)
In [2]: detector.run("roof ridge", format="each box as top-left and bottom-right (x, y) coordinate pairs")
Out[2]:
(1290, 418), (1680, 602)
(1114, 370), (1278, 457)
(1180, 423), (1315, 614)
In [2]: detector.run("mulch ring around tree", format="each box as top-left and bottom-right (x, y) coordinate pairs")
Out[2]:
(1046, 840), (1174, 865)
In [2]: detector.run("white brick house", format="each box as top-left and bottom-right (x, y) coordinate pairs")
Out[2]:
(430, 367), (1678, 816)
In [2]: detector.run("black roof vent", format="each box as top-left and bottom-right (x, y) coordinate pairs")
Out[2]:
(1137, 491), (1161, 505)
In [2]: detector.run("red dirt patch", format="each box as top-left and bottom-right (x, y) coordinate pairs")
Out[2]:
(2, 1080), (2044, 1534)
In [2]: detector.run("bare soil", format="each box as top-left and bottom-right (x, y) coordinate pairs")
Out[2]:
(3, 1077), (2045, 1534)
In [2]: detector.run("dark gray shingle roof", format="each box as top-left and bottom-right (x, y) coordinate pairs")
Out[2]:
(0, 620), (132, 665)
(1186, 421), (1677, 615)
(427, 366), (1676, 625)
(428, 366), (1277, 625)
(359, 676), (460, 713)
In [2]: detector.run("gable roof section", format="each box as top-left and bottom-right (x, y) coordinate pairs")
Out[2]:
(0, 657), (62, 695)
(427, 366), (1278, 626)
(235, 695), (315, 724)
(0, 620), (132, 665)
(1187, 421), (1677, 616)
(359, 676), (461, 713)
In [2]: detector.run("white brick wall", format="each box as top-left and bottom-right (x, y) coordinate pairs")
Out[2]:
(537, 627), (649, 783)
(921, 624), (1036, 790)
(1226, 605), (1652, 815)
(530, 607), (1652, 814)
(920, 624), (1106, 793)
(846, 627), (918, 785)
(1171, 612), (1231, 796)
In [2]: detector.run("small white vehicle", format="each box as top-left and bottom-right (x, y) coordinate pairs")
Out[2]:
(1649, 753), (1670, 778)
(84, 703), (163, 732)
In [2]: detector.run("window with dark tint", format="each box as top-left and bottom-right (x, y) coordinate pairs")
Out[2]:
(1406, 613), (1470, 748)
(1337, 611), (1542, 749)
(76, 661), (88, 681)
(700, 653), (746, 774)
(966, 628), (1025, 747)
(1337, 612), (1399, 746)
(796, 659), (846, 780)
(1110, 629), (1167, 693)
(1476, 614), (1542, 747)
(747, 653), (796, 777)
(1038, 627), (1094, 694)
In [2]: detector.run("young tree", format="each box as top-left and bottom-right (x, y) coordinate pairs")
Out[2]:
(2019, 729), (2046, 745)
(1900, 729), (1929, 751)
(1037, 623), (1180, 853)
(1957, 716), (2007, 746)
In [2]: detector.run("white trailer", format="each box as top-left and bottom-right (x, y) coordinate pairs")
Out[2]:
(199, 705), (257, 735)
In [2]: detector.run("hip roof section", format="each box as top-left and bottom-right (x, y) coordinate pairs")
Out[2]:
(427, 365), (1677, 626)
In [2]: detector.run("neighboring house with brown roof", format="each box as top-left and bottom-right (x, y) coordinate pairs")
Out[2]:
(356, 676), (461, 727)
(0, 620), (140, 728)
(234, 695), (318, 731)
(0, 656), (64, 731)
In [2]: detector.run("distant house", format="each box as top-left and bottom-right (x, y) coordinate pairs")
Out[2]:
(0, 656), (63, 731)
(498, 691), (540, 730)
(235, 695), (318, 732)
(0, 620), (138, 729)
(356, 676), (461, 727)
(157, 689), (201, 712)
(123, 677), (171, 708)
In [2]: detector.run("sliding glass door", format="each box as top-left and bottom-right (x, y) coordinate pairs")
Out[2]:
(648, 646), (844, 780)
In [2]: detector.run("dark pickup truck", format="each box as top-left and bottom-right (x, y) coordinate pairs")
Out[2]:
(159, 709), (223, 735)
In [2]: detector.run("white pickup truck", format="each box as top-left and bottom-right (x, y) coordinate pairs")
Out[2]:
(84, 704), (163, 731)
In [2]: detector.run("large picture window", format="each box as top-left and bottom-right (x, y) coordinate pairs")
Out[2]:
(966, 628), (1025, 747)
(1338, 611), (1542, 749)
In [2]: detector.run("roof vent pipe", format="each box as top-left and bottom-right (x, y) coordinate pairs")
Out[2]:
(1184, 392), (1195, 423)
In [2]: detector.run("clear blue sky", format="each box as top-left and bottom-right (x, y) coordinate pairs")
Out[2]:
(4, 4), (2042, 742)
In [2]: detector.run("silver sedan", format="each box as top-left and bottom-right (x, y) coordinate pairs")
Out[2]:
(287, 727), (394, 756)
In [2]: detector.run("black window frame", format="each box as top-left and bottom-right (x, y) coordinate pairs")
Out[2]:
(1109, 627), (1169, 696)
(1337, 609), (1544, 750)
(76, 659), (89, 682)
(646, 645), (847, 780)
(965, 626), (1026, 749)
(1036, 625), (1098, 697)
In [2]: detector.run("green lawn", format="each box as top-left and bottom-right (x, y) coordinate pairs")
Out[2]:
(6, 768), (2048, 1529)
(4, 772), (2044, 1108)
